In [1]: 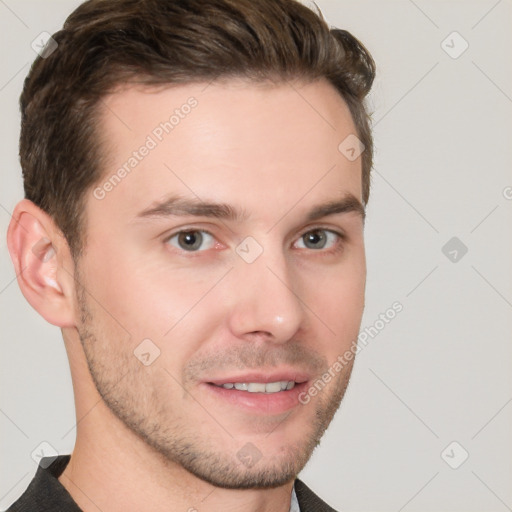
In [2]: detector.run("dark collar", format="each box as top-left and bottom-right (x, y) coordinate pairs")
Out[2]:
(7, 455), (81, 511)
(294, 479), (337, 512)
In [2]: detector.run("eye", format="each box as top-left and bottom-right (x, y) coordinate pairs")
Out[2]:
(166, 230), (216, 252)
(294, 229), (342, 251)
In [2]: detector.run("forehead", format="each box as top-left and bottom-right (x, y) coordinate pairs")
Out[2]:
(89, 79), (362, 225)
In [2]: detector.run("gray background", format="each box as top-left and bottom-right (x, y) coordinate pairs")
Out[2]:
(1, 1), (511, 511)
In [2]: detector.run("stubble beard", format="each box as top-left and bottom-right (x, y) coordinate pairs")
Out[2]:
(75, 278), (355, 489)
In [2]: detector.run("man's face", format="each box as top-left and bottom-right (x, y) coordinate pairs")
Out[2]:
(75, 79), (366, 488)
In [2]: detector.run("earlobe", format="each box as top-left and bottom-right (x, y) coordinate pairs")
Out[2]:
(7, 199), (76, 327)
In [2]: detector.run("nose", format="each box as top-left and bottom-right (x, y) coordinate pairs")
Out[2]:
(226, 249), (305, 344)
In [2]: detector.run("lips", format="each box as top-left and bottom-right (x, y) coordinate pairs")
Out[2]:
(202, 370), (310, 414)
(207, 370), (309, 389)
(212, 381), (296, 393)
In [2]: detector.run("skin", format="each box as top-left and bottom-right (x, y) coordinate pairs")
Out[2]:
(8, 78), (366, 512)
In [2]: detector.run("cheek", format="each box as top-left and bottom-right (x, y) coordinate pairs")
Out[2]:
(81, 240), (227, 354)
(302, 252), (366, 354)
(80, 228), (365, 361)
(313, 277), (365, 329)
(78, 240), (169, 340)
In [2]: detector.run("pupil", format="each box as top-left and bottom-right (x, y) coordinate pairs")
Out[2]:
(180, 231), (201, 250)
(305, 230), (325, 249)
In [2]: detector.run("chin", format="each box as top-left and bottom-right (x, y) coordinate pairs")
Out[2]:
(178, 446), (314, 489)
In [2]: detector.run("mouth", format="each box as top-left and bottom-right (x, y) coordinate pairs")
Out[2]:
(202, 372), (310, 414)
(210, 380), (297, 393)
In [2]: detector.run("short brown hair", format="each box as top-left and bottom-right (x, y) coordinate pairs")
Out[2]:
(20, 0), (375, 258)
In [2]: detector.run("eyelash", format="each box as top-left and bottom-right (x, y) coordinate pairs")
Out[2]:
(163, 226), (346, 256)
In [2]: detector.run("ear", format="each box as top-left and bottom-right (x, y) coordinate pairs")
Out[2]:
(7, 199), (77, 327)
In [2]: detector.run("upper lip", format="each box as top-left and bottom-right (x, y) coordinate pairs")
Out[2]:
(205, 369), (311, 386)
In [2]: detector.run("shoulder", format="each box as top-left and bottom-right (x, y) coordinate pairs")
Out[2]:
(294, 479), (338, 512)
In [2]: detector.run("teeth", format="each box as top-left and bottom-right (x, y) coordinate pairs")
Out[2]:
(218, 381), (296, 393)
(265, 382), (282, 393)
(247, 383), (266, 393)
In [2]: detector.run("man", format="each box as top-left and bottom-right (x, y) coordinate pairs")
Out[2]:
(6, 0), (375, 510)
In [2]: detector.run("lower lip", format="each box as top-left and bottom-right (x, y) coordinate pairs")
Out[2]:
(201, 382), (309, 414)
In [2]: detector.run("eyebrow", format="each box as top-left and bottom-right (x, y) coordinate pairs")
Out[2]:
(135, 193), (365, 223)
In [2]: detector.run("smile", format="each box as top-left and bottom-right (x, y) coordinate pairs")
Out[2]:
(212, 381), (296, 393)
